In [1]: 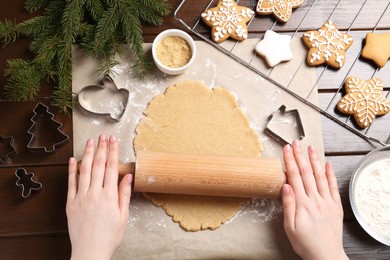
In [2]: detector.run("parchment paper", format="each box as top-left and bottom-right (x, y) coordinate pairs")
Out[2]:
(72, 38), (324, 259)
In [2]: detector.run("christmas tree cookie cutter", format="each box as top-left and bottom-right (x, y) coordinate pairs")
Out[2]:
(15, 167), (43, 198)
(27, 102), (69, 152)
(77, 76), (129, 121)
(0, 135), (16, 164)
(265, 105), (305, 145)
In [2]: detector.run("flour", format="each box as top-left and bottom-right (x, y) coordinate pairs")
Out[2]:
(355, 158), (390, 239)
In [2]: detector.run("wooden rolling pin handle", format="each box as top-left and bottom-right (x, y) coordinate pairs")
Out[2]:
(132, 151), (286, 199)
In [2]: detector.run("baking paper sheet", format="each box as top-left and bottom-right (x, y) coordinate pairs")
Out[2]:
(72, 38), (324, 259)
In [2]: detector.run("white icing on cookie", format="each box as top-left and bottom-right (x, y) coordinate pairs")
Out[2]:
(338, 77), (390, 128)
(256, 0), (304, 23)
(303, 21), (353, 68)
(202, 0), (254, 42)
(255, 30), (293, 67)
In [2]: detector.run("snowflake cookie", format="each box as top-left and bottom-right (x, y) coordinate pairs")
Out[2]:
(302, 21), (353, 69)
(337, 76), (390, 128)
(201, 0), (255, 43)
(256, 0), (304, 23)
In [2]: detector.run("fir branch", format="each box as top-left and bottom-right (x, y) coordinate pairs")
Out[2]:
(1, 0), (171, 112)
(98, 57), (120, 79)
(85, 0), (105, 21)
(141, 0), (171, 16)
(25, 0), (50, 13)
(17, 15), (53, 38)
(4, 59), (43, 101)
(62, 0), (85, 43)
(0, 19), (19, 46)
(91, 6), (119, 56)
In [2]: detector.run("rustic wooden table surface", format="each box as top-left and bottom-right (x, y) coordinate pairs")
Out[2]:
(1, 0), (390, 259)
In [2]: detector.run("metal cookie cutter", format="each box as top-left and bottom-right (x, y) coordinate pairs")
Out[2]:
(0, 135), (16, 164)
(15, 168), (43, 198)
(77, 76), (129, 121)
(27, 102), (69, 152)
(265, 105), (305, 145)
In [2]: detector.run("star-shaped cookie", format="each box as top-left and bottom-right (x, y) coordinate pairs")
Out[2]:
(361, 32), (390, 68)
(337, 76), (390, 128)
(201, 0), (255, 43)
(302, 21), (353, 69)
(255, 30), (293, 67)
(256, 0), (304, 23)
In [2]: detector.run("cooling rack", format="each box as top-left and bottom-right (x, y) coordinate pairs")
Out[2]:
(174, 0), (390, 146)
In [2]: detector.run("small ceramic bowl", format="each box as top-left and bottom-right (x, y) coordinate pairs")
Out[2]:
(152, 29), (196, 75)
(349, 145), (390, 246)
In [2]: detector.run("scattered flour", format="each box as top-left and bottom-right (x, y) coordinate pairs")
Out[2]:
(355, 158), (390, 239)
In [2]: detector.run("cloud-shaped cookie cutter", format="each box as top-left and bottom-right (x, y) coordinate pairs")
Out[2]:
(15, 168), (43, 198)
(77, 76), (129, 121)
(265, 105), (305, 145)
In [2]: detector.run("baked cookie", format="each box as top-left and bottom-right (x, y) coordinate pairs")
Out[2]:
(361, 32), (390, 68)
(201, 0), (255, 43)
(255, 30), (293, 67)
(337, 76), (390, 128)
(256, 0), (304, 23)
(302, 21), (353, 69)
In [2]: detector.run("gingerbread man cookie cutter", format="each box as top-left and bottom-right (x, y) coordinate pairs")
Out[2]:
(15, 168), (43, 198)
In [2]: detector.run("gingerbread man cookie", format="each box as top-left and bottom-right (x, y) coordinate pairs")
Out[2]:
(201, 0), (255, 43)
(337, 76), (390, 128)
(256, 0), (304, 23)
(361, 32), (390, 68)
(302, 21), (353, 69)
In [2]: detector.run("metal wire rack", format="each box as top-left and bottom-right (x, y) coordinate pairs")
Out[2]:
(174, 0), (390, 146)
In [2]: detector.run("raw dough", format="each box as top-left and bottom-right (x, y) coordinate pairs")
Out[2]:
(134, 81), (263, 231)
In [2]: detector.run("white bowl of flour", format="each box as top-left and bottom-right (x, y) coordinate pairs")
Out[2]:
(350, 145), (390, 246)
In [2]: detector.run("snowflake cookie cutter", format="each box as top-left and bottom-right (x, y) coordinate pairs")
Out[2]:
(15, 167), (43, 198)
(77, 76), (129, 121)
(27, 102), (69, 152)
(265, 105), (305, 145)
(0, 135), (16, 164)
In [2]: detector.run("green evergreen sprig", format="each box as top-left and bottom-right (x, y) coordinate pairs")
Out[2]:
(0, 0), (170, 113)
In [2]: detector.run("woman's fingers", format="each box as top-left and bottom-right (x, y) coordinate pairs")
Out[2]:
(308, 144), (331, 199)
(119, 174), (133, 220)
(282, 184), (296, 234)
(104, 135), (120, 192)
(78, 138), (95, 193)
(325, 161), (342, 204)
(283, 144), (307, 200)
(67, 157), (78, 200)
(292, 140), (318, 197)
(90, 134), (108, 190)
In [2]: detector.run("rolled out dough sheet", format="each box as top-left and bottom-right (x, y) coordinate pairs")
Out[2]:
(72, 38), (323, 259)
(134, 81), (262, 231)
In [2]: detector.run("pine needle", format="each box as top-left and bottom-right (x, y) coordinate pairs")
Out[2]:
(0, 0), (171, 112)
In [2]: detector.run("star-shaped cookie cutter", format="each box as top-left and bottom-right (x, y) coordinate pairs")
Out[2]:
(265, 105), (305, 145)
(15, 168), (43, 198)
(0, 135), (16, 164)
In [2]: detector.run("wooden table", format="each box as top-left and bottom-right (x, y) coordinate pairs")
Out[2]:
(1, 0), (389, 259)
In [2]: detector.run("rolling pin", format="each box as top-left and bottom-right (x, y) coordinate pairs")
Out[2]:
(114, 151), (286, 199)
